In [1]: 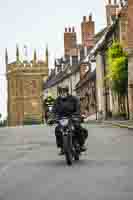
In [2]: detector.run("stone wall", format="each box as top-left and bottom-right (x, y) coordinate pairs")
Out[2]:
(7, 61), (48, 126)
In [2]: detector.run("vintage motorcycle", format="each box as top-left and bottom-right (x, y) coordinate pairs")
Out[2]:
(56, 116), (82, 166)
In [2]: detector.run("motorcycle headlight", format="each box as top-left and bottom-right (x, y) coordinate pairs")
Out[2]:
(59, 119), (69, 126)
(71, 125), (75, 131)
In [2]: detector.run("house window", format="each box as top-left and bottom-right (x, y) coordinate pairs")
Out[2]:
(121, 21), (126, 33)
(72, 56), (78, 65)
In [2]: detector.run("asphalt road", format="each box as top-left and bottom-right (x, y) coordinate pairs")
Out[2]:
(0, 124), (132, 200)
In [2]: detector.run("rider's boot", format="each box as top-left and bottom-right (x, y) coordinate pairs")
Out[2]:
(58, 148), (64, 155)
(80, 145), (87, 152)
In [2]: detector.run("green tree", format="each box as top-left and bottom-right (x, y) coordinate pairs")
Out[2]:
(106, 41), (128, 114)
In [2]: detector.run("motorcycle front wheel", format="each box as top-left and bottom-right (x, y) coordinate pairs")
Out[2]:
(63, 135), (73, 166)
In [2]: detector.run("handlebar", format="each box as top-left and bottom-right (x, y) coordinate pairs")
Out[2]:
(54, 115), (82, 122)
(46, 114), (83, 126)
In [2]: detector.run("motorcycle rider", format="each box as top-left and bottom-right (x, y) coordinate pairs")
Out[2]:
(52, 86), (88, 155)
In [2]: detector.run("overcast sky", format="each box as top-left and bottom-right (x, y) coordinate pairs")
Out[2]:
(0, 0), (107, 119)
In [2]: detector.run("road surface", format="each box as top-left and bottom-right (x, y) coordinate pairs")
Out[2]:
(0, 124), (132, 200)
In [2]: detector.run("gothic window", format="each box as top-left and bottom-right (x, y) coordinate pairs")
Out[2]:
(31, 80), (37, 95)
(10, 80), (15, 96)
(32, 80), (36, 88)
(72, 56), (78, 65)
(20, 80), (23, 95)
(80, 48), (84, 59)
(16, 80), (19, 96)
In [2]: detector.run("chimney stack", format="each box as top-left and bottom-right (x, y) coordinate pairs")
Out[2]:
(81, 13), (95, 47)
(106, 0), (119, 26)
(64, 26), (77, 57)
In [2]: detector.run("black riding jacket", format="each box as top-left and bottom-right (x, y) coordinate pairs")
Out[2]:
(52, 95), (80, 117)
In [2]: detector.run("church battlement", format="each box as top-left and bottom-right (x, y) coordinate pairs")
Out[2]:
(5, 46), (49, 74)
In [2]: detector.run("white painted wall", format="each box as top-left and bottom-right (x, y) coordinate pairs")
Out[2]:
(96, 53), (105, 116)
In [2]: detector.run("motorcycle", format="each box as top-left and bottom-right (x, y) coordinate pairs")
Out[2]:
(56, 116), (81, 166)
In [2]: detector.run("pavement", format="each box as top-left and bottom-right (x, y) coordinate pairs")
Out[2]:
(104, 120), (133, 130)
(85, 119), (133, 129)
(0, 124), (132, 200)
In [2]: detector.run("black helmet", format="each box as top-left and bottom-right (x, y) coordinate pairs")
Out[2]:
(58, 86), (69, 95)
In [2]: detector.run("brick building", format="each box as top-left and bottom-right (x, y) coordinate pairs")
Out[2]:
(76, 0), (128, 120)
(75, 68), (96, 119)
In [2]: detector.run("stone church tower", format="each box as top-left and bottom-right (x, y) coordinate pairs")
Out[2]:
(6, 46), (49, 126)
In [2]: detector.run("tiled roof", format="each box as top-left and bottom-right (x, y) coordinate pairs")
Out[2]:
(94, 27), (107, 43)
(44, 64), (71, 89)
